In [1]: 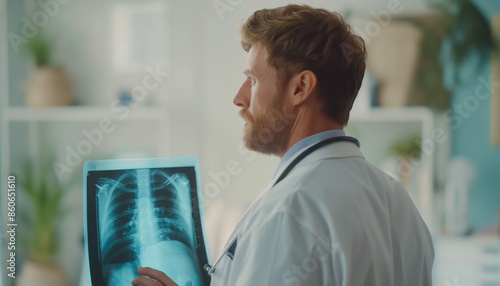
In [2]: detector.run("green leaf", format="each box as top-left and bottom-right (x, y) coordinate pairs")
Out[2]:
(17, 150), (71, 264)
(389, 135), (422, 159)
(26, 33), (51, 67)
(429, 0), (496, 83)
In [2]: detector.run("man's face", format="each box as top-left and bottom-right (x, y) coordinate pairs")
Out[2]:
(233, 44), (294, 156)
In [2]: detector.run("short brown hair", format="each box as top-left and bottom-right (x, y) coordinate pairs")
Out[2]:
(240, 5), (366, 126)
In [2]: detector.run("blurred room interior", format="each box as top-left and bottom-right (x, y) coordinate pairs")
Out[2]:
(1, 0), (499, 285)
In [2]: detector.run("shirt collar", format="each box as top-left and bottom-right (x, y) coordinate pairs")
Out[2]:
(274, 130), (345, 178)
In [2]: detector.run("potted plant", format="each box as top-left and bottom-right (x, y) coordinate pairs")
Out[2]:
(17, 154), (69, 286)
(430, 0), (497, 83)
(24, 33), (73, 107)
(347, 0), (496, 110)
(389, 135), (422, 188)
(395, 0), (496, 106)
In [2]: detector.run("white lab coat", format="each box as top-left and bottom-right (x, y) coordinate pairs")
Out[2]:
(210, 141), (434, 286)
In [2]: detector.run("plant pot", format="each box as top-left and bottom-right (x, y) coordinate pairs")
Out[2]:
(16, 260), (69, 286)
(25, 67), (73, 107)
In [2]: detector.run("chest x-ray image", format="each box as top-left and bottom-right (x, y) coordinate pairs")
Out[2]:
(84, 158), (210, 286)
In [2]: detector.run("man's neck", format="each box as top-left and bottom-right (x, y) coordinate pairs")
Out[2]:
(280, 110), (342, 157)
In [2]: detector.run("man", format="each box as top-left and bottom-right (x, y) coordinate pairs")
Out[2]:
(133, 4), (434, 286)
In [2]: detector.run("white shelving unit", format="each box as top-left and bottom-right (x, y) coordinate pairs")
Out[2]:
(3, 106), (170, 161)
(1, 110), (171, 285)
(1, 104), (170, 286)
(0, 2), (172, 285)
(2, 105), (171, 175)
(6, 106), (167, 122)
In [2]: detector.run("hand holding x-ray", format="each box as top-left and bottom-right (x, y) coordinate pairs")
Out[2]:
(132, 267), (179, 286)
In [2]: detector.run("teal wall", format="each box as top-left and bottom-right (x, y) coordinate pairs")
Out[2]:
(451, 0), (500, 231)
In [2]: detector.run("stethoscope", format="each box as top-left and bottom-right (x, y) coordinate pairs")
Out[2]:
(203, 135), (360, 276)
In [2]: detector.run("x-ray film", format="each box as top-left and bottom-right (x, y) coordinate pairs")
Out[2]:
(84, 157), (210, 286)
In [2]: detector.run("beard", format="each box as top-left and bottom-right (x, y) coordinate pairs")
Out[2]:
(239, 96), (294, 157)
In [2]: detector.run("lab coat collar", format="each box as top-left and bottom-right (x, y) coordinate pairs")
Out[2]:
(272, 140), (364, 186)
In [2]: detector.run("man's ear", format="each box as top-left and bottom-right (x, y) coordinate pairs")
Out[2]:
(289, 70), (318, 106)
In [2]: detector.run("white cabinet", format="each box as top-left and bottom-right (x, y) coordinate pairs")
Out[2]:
(2, 106), (170, 177)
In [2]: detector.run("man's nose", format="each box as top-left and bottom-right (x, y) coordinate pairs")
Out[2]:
(233, 80), (250, 108)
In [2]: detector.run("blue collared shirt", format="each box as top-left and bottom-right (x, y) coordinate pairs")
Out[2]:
(274, 130), (346, 178)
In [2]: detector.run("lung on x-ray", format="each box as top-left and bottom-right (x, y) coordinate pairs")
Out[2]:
(84, 158), (210, 286)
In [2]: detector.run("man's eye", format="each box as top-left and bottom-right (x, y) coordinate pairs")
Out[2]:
(248, 77), (255, 85)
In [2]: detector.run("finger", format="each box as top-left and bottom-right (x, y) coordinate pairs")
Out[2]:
(137, 267), (178, 286)
(131, 276), (162, 286)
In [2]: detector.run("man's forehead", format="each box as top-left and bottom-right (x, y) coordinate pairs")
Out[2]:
(244, 44), (269, 73)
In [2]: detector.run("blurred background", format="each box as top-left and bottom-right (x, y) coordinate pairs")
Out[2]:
(1, 0), (499, 285)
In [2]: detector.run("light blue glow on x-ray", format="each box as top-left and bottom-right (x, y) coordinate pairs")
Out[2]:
(96, 168), (202, 286)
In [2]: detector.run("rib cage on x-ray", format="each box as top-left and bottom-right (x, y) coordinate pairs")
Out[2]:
(95, 168), (201, 286)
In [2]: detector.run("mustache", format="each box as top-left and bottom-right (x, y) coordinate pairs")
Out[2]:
(239, 109), (252, 121)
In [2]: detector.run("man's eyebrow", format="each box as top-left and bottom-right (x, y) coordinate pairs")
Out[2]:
(243, 69), (254, 76)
